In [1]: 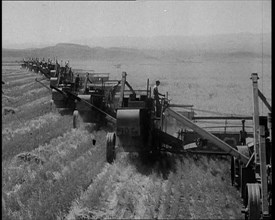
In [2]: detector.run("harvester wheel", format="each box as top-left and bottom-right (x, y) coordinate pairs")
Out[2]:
(106, 132), (116, 163)
(73, 110), (80, 129)
(244, 183), (261, 220)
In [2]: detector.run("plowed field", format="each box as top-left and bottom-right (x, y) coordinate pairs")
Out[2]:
(2, 65), (244, 219)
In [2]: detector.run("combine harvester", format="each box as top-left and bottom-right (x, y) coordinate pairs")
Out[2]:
(22, 57), (79, 112)
(49, 70), (122, 128)
(72, 72), (121, 128)
(20, 59), (27, 69)
(49, 62), (76, 111)
(39, 59), (58, 79)
(105, 72), (272, 220)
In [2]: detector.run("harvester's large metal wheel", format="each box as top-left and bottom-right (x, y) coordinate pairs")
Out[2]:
(106, 132), (116, 163)
(73, 110), (80, 129)
(244, 183), (261, 220)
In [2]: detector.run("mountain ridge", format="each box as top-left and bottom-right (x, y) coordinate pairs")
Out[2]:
(2, 33), (271, 62)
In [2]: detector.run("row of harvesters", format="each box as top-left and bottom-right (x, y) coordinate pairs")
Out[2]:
(21, 58), (71, 79)
(20, 58), (122, 129)
(21, 58), (272, 219)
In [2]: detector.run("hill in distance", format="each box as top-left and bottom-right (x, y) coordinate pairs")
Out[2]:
(2, 43), (160, 62)
(2, 33), (271, 62)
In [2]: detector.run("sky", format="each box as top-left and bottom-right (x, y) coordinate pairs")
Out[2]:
(2, 1), (271, 49)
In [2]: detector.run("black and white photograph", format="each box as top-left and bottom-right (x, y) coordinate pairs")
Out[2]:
(2, 1), (271, 219)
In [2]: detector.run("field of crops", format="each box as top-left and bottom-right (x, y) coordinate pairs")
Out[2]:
(2, 56), (271, 219)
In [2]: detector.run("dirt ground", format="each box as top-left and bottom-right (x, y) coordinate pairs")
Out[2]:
(2, 64), (245, 220)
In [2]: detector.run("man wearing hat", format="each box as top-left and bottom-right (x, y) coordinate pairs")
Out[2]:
(153, 80), (165, 117)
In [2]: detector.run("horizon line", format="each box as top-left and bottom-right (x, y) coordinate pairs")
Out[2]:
(3, 31), (271, 50)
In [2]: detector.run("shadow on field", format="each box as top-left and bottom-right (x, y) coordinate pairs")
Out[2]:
(127, 151), (230, 180)
(58, 108), (74, 116)
(83, 121), (115, 133)
(128, 152), (178, 179)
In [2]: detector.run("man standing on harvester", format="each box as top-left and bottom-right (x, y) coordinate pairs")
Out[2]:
(153, 80), (165, 117)
(74, 74), (80, 91)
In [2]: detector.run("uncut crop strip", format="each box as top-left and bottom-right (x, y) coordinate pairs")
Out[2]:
(2, 129), (107, 220)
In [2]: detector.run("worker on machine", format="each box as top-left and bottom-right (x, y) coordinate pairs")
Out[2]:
(83, 73), (93, 93)
(74, 74), (80, 91)
(65, 61), (70, 74)
(153, 80), (165, 117)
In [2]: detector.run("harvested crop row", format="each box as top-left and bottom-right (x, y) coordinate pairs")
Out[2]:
(3, 72), (37, 80)
(2, 128), (108, 220)
(4, 75), (39, 86)
(2, 70), (28, 76)
(2, 87), (50, 109)
(2, 112), (60, 141)
(67, 154), (243, 220)
(2, 96), (52, 126)
(1, 67), (25, 75)
(3, 81), (35, 95)
(14, 80), (41, 91)
(2, 113), (72, 160)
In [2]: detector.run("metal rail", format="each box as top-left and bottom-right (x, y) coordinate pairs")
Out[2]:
(166, 107), (250, 164)
(168, 104), (194, 108)
(193, 116), (253, 120)
(258, 89), (272, 112)
(119, 72), (127, 107)
(35, 78), (52, 92)
(251, 73), (260, 164)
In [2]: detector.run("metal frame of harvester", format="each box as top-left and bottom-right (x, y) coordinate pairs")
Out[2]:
(72, 72), (120, 128)
(20, 58), (79, 112)
(105, 72), (272, 219)
(49, 64), (78, 111)
(48, 70), (121, 128)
